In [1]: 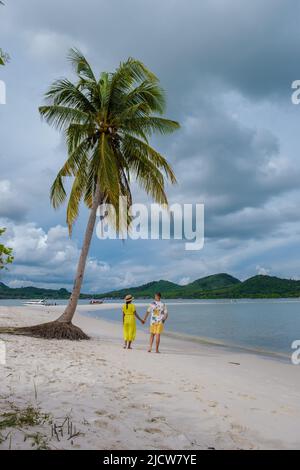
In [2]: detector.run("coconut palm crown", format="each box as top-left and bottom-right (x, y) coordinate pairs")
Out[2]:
(40, 49), (179, 235)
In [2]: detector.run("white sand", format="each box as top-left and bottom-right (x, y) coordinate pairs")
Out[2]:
(0, 304), (300, 450)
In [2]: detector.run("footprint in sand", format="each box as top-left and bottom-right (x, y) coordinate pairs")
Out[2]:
(126, 403), (142, 410)
(151, 391), (172, 398)
(94, 419), (119, 433)
(238, 393), (256, 401)
(196, 396), (204, 402)
(144, 427), (163, 434)
(147, 416), (167, 423)
(208, 401), (218, 408)
(230, 422), (247, 433)
(96, 359), (107, 364)
(95, 410), (117, 420)
(78, 382), (89, 389)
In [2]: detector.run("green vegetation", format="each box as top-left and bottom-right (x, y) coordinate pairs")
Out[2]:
(177, 273), (241, 297)
(0, 283), (71, 299)
(0, 50), (6, 66)
(97, 273), (300, 299)
(0, 228), (14, 270)
(0, 48), (9, 66)
(0, 1), (9, 65)
(1, 273), (300, 299)
(0, 405), (50, 430)
(98, 273), (241, 298)
(101, 280), (181, 299)
(216, 275), (300, 299)
(0, 404), (52, 449)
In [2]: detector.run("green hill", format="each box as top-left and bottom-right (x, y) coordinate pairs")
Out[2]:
(179, 273), (240, 298)
(97, 273), (241, 299)
(0, 282), (72, 300)
(97, 280), (181, 299)
(97, 274), (300, 299)
(1, 274), (300, 300)
(219, 275), (300, 299)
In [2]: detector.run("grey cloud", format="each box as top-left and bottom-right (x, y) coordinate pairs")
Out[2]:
(5, 0), (300, 101)
(1, 0), (300, 287)
(169, 97), (299, 213)
(0, 180), (28, 221)
(1, 221), (112, 291)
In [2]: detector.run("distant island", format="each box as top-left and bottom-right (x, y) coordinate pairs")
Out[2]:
(1, 273), (300, 299)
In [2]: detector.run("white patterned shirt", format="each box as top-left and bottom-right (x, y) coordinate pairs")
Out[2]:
(147, 301), (168, 325)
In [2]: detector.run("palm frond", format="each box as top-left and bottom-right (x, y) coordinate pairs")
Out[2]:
(66, 169), (87, 234)
(41, 51), (179, 235)
(39, 105), (89, 131)
(122, 116), (180, 139)
(66, 123), (94, 153)
(50, 174), (67, 209)
(124, 80), (166, 114)
(111, 58), (158, 95)
(68, 48), (97, 83)
(43, 78), (96, 113)
(123, 134), (177, 184)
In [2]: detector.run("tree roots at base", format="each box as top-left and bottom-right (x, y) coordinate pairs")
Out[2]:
(0, 321), (90, 340)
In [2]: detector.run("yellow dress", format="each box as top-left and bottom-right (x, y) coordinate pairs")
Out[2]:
(122, 303), (136, 342)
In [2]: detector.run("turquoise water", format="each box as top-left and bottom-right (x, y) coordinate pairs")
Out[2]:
(0, 299), (92, 307)
(2, 298), (300, 357)
(82, 299), (300, 357)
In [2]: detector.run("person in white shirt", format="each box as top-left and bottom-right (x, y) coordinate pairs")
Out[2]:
(143, 292), (168, 353)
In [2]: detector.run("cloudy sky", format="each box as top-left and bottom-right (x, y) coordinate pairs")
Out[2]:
(1, 0), (300, 292)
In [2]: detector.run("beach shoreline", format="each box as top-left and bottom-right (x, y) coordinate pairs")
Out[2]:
(81, 306), (291, 364)
(0, 304), (300, 450)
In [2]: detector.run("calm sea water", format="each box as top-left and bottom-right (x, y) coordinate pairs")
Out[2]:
(83, 299), (300, 357)
(1, 298), (300, 357)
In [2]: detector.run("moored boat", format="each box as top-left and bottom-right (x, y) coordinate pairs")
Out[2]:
(23, 299), (47, 306)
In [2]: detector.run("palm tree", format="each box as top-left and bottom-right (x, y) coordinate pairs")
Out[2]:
(0, 1), (9, 66)
(1, 50), (179, 339)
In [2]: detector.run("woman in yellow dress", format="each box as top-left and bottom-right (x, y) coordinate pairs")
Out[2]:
(122, 294), (144, 349)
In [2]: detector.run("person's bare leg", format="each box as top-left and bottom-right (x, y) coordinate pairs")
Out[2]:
(128, 341), (132, 349)
(156, 334), (161, 353)
(123, 341), (127, 349)
(148, 333), (154, 352)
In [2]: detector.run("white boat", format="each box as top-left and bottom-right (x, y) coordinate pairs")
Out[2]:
(89, 299), (104, 305)
(23, 299), (47, 306)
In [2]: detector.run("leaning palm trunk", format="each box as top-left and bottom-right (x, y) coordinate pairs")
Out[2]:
(57, 186), (101, 324)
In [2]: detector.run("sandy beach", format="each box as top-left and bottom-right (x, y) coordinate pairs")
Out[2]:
(0, 303), (300, 450)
